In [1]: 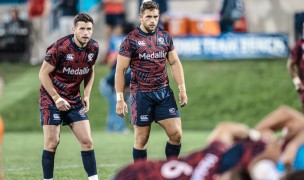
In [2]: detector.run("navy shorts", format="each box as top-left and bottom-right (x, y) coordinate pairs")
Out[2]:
(40, 105), (88, 126)
(130, 87), (180, 126)
(105, 14), (125, 26)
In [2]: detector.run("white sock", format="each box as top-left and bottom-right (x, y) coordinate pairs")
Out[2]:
(88, 174), (98, 180)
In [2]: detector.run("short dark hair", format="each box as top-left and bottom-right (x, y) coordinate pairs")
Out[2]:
(74, 13), (94, 27)
(139, 1), (159, 15)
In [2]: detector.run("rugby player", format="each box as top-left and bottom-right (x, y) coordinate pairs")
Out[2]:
(115, 1), (188, 161)
(287, 22), (304, 112)
(38, 13), (99, 180)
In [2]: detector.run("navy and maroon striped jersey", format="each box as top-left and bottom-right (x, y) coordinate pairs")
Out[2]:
(290, 39), (304, 80)
(119, 27), (175, 92)
(39, 34), (99, 109)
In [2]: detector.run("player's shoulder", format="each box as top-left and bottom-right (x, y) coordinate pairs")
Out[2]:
(157, 27), (172, 37)
(87, 38), (99, 51)
(49, 34), (72, 51)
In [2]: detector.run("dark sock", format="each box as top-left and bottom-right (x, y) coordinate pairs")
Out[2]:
(42, 150), (55, 179)
(165, 142), (181, 159)
(133, 148), (147, 162)
(81, 150), (97, 177)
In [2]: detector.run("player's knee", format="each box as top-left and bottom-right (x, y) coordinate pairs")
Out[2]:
(134, 137), (148, 148)
(80, 138), (93, 149)
(169, 131), (182, 144)
(45, 137), (60, 150)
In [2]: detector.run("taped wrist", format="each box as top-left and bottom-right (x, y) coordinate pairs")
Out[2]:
(178, 84), (186, 92)
(116, 92), (124, 101)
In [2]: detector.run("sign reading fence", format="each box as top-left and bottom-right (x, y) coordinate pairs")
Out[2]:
(111, 33), (289, 60)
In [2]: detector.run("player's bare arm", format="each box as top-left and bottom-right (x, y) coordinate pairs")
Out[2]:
(207, 122), (251, 148)
(83, 65), (95, 113)
(287, 57), (304, 90)
(39, 61), (70, 111)
(255, 106), (304, 140)
(115, 55), (131, 117)
(168, 50), (188, 107)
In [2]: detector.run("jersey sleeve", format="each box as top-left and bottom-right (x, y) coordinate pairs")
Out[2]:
(290, 40), (301, 64)
(119, 36), (133, 58)
(167, 33), (175, 52)
(44, 44), (59, 67)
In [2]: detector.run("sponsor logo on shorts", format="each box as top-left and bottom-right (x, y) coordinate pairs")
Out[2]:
(79, 108), (86, 117)
(140, 115), (149, 121)
(169, 108), (176, 115)
(53, 114), (61, 121)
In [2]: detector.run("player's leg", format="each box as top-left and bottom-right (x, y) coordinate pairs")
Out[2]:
(42, 125), (60, 180)
(41, 108), (61, 180)
(154, 87), (182, 159)
(133, 125), (151, 161)
(69, 120), (98, 180)
(158, 118), (182, 159)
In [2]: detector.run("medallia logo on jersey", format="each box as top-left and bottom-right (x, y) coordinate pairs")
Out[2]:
(66, 54), (74, 61)
(158, 37), (165, 44)
(139, 51), (167, 60)
(138, 40), (146, 46)
(63, 67), (90, 75)
(87, 53), (94, 62)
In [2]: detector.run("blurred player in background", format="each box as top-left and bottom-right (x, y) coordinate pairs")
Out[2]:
(287, 22), (304, 112)
(114, 122), (266, 180)
(99, 60), (131, 133)
(38, 13), (99, 180)
(114, 106), (304, 180)
(115, 1), (188, 161)
(0, 76), (4, 179)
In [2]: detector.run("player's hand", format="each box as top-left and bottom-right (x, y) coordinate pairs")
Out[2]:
(55, 97), (70, 111)
(83, 96), (90, 113)
(178, 91), (188, 108)
(116, 100), (128, 118)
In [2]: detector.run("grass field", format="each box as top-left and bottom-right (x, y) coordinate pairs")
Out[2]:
(0, 59), (300, 179)
(3, 129), (209, 179)
(0, 59), (300, 131)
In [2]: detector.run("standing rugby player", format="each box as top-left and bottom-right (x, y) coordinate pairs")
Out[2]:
(115, 1), (188, 161)
(39, 13), (99, 180)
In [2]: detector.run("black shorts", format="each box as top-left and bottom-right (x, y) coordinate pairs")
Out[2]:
(130, 87), (180, 126)
(105, 14), (125, 26)
(40, 105), (88, 126)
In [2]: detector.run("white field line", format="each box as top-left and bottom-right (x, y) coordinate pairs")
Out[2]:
(5, 163), (120, 172)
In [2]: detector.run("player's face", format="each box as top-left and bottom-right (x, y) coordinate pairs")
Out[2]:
(140, 9), (159, 33)
(73, 21), (94, 47)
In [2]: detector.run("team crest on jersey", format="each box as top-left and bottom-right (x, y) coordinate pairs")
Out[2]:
(138, 40), (146, 46)
(158, 37), (165, 44)
(88, 53), (94, 62)
(66, 54), (74, 61)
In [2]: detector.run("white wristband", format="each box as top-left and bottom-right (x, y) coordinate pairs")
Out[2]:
(116, 92), (124, 101)
(178, 84), (186, 92)
(55, 97), (65, 104)
(293, 76), (301, 86)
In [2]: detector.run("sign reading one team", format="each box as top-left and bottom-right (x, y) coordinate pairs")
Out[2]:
(63, 67), (90, 75)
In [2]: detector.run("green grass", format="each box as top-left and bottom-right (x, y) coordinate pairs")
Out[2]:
(3, 129), (209, 179)
(0, 59), (300, 131)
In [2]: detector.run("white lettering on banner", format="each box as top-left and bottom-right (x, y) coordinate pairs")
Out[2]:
(63, 67), (90, 75)
(139, 51), (167, 59)
(174, 39), (201, 55)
